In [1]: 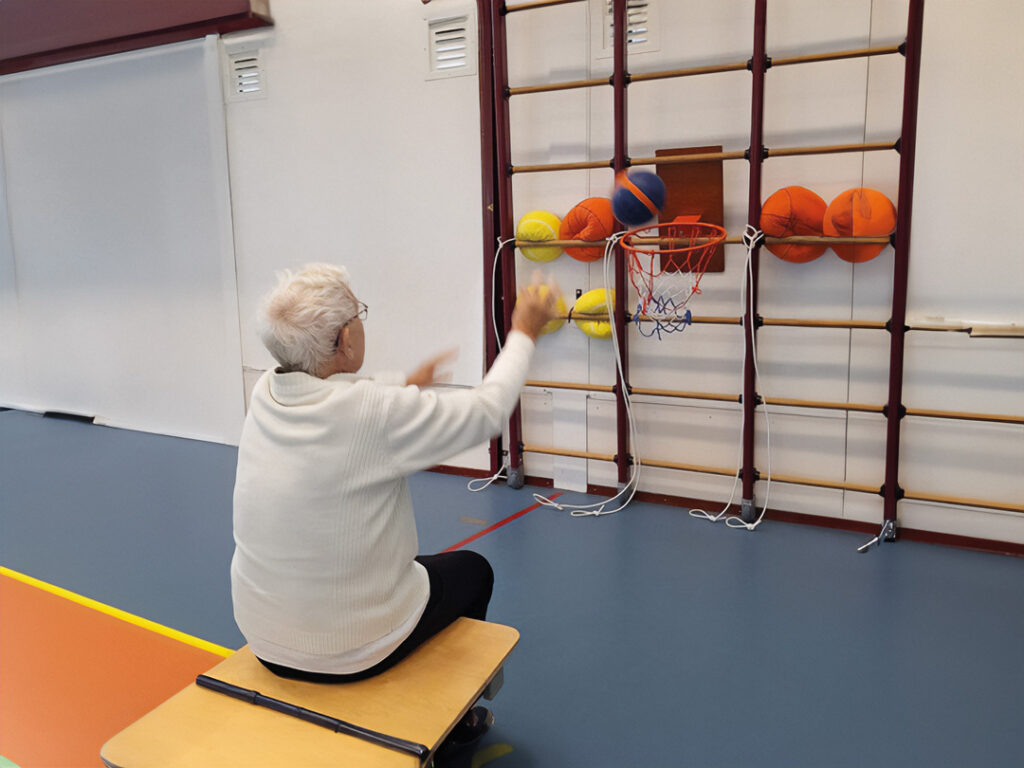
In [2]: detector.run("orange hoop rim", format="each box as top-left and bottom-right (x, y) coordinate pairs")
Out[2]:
(620, 220), (728, 258)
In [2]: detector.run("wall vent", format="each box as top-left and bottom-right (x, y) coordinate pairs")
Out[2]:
(226, 50), (266, 101)
(595, 0), (659, 58)
(427, 14), (477, 80)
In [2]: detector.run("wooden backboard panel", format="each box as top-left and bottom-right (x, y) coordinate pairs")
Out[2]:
(656, 146), (725, 272)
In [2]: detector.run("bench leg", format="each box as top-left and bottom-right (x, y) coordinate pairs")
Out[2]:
(482, 666), (504, 701)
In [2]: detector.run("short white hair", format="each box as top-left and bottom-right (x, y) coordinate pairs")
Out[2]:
(260, 263), (358, 375)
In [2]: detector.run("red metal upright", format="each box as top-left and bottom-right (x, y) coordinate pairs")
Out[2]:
(881, 0), (926, 537)
(490, 2), (527, 487)
(611, 0), (631, 485)
(740, 0), (768, 522)
(477, 0), (503, 476)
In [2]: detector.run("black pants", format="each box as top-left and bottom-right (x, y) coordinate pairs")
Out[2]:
(257, 550), (494, 683)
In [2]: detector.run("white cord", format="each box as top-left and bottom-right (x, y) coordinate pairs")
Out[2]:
(533, 232), (641, 517)
(491, 237), (516, 353)
(470, 237), (520, 495)
(726, 226), (772, 530)
(464, 237), (516, 495)
(467, 461), (509, 492)
(489, 226), (772, 527)
(689, 226), (773, 531)
(687, 465), (741, 523)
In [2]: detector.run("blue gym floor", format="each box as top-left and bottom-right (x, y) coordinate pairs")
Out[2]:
(2, 408), (1023, 767)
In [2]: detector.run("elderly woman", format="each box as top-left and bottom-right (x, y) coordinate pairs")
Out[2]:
(230, 263), (555, 747)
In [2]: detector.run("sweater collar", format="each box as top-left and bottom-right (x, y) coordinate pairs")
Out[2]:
(268, 370), (357, 406)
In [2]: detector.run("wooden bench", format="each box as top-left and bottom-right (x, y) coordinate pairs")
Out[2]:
(101, 618), (519, 767)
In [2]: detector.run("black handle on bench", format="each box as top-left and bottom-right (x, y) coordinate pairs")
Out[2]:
(196, 674), (430, 761)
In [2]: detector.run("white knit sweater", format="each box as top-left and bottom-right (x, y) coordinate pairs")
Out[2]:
(230, 331), (535, 674)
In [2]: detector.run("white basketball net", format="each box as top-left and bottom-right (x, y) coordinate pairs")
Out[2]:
(625, 219), (725, 337)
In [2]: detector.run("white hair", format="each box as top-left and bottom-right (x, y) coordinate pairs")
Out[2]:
(260, 263), (358, 375)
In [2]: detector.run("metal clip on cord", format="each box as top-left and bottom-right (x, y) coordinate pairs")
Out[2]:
(857, 519), (896, 553)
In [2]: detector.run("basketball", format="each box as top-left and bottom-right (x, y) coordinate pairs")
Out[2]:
(559, 197), (615, 262)
(572, 287), (614, 339)
(612, 170), (666, 227)
(759, 186), (828, 263)
(516, 210), (563, 262)
(824, 188), (897, 263)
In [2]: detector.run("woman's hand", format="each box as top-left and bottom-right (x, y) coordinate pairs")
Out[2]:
(407, 348), (458, 387)
(512, 272), (560, 341)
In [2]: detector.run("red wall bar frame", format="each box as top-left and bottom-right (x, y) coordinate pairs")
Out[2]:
(611, 0), (631, 485)
(881, 0), (926, 538)
(484, 1), (928, 543)
(740, 0), (769, 522)
(489, 1), (527, 487)
(476, 0), (504, 477)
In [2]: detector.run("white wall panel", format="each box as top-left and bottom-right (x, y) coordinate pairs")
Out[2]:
(0, 38), (245, 444)
(0, 130), (30, 408)
(224, 0), (485, 389)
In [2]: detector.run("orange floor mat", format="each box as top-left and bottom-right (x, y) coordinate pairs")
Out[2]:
(0, 573), (227, 768)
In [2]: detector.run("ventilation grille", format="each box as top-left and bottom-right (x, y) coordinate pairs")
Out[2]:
(597, 0), (659, 57)
(427, 15), (476, 79)
(226, 50), (266, 101)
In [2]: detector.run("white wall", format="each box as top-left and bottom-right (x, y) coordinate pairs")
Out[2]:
(0, 38), (245, 444)
(222, 2), (485, 379)
(222, 0), (490, 468)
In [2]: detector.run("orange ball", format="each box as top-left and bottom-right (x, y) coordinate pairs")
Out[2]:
(824, 188), (897, 263)
(559, 197), (615, 262)
(759, 186), (827, 263)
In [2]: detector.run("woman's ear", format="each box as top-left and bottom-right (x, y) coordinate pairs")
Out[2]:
(338, 326), (353, 358)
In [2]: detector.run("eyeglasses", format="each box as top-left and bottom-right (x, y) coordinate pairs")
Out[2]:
(334, 302), (368, 350)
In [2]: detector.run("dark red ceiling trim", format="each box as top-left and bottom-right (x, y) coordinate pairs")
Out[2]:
(1, 7), (272, 76)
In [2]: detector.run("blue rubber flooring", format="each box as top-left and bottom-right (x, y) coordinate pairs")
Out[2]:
(2, 409), (1023, 767)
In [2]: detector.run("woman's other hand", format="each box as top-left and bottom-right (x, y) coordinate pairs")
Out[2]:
(407, 348), (458, 387)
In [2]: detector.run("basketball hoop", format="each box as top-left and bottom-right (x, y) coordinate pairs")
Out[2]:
(622, 215), (726, 338)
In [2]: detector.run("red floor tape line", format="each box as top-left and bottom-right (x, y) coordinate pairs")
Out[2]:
(443, 493), (562, 553)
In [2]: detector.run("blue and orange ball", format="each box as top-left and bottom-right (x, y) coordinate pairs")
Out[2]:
(612, 170), (667, 227)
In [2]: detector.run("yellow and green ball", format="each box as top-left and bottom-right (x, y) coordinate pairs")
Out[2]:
(572, 288), (614, 340)
(516, 210), (563, 262)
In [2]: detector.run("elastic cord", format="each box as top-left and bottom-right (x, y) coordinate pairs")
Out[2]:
(491, 237), (517, 353)
(534, 231), (641, 518)
(689, 225), (773, 530)
(468, 462), (508, 493)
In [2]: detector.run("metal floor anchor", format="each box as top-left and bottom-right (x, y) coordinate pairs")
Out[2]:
(857, 519), (896, 553)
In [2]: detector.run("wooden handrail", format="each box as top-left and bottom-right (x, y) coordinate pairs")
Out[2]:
(512, 141), (895, 174)
(504, 0), (584, 12)
(522, 381), (1023, 426)
(771, 44), (903, 67)
(507, 44), (902, 95)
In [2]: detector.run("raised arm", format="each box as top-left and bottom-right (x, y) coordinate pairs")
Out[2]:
(383, 284), (557, 475)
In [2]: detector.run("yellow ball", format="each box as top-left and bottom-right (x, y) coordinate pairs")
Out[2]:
(572, 288), (614, 340)
(516, 210), (563, 262)
(537, 284), (566, 335)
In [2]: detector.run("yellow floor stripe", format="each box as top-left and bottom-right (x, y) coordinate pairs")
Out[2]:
(0, 565), (234, 658)
(472, 743), (514, 768)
